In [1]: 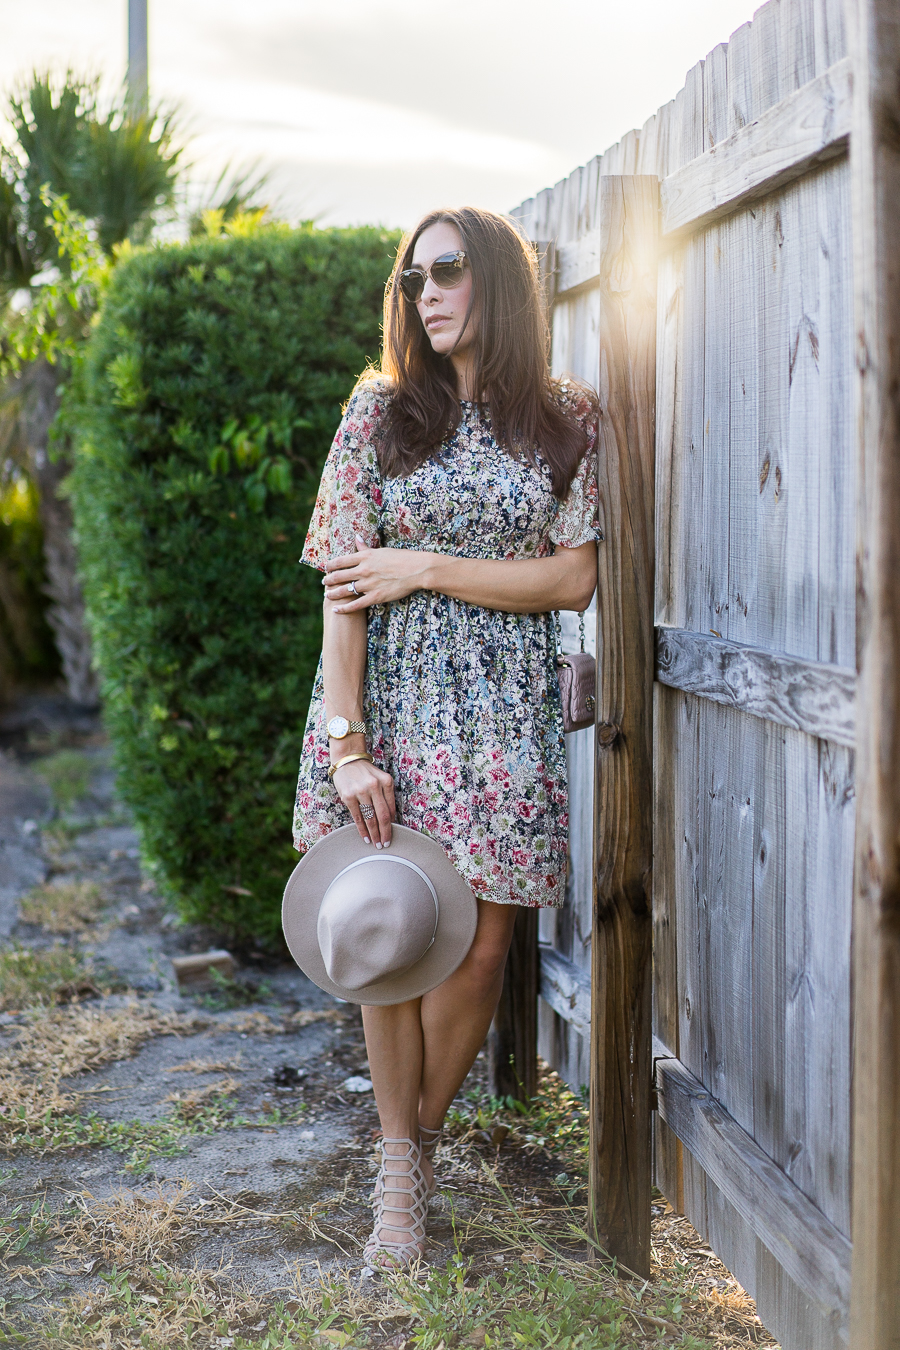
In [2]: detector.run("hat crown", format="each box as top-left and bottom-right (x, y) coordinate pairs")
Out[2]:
(316, 855), (439, 991)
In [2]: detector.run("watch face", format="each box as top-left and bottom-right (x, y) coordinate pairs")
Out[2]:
(327, 716), (349, 739)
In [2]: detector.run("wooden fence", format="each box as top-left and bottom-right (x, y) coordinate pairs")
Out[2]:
(488, 1), (900, 1346)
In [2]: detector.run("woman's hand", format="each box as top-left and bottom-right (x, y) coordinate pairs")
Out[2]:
(332, 756), (396, 847)
(325, 535), (435, 612)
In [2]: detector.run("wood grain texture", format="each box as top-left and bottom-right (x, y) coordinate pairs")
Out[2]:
(662, 58), (851, 238)
(848, 0), (900, 1343)
(655, 627), (856, 744)
(652, 685), (683, 1211)
(591, 176), (658, 1277)
(654, 1045), (851, 1337)
(539, 946), (591, 1038)
(488, 908), (538, 1101)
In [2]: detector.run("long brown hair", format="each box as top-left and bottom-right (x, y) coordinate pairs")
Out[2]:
(376, 206), (596, 499)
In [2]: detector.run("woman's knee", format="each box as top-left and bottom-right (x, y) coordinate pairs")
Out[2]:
(460, 905), (516, 990)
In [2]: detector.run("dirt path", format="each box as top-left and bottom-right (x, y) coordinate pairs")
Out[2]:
(0, 695), (777, 1348)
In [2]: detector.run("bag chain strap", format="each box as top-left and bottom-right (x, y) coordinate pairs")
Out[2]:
(553, 610), (587, 657)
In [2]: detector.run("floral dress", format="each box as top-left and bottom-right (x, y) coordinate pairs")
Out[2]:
(292, 378), (599, 908)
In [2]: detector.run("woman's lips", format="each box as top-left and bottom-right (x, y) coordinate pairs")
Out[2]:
(426, 315), (451, 328)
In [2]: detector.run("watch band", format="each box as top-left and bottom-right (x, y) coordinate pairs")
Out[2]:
(327, 717), (367, 738)
(327, 751), (374, 781)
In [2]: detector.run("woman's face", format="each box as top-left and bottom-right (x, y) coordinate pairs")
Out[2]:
(410, 221), (476, 358)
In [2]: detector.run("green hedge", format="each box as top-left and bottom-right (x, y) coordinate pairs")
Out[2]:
(68, 223), (399, 944)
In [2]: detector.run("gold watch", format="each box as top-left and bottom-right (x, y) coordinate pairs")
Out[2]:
(327, 716), (366, 739)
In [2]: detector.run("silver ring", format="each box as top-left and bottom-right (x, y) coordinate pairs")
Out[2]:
(348, 581), (359, 597)
(360, 803), (375, 820)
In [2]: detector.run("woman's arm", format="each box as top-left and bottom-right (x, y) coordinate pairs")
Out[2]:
(322, 600), (396, 846)
(323, 538), (597, 615)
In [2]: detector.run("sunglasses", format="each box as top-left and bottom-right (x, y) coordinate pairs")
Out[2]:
(398, 250), (468, 303)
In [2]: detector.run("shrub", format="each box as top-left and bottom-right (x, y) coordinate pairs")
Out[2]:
(68, 222), (399, 944)
(0, 469), (59, 691)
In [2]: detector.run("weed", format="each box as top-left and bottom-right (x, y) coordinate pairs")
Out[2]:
(0, 1198), (52, 1268)
(196, 966), (274, 1012)
(32, 750), (94, 811)
(164, 1077), (241, 1121)
(0, 946), (97, 1012)
(444, 1065), (589, 1185)
(55, 1180), (199, 1267)
(18, 880), (105, 934)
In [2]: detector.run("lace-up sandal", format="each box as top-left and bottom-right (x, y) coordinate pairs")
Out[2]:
(364, 1137), (428, 1269)
(372, 1124), (442, 1204)
(419, 1124), (442, 1199)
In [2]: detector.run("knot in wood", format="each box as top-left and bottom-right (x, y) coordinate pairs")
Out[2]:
(597, 722), (621, 748)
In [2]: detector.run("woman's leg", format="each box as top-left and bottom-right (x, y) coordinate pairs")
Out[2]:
(360, 899), (517, 1250)
(361, 998), (427, 1249)
(418, 898), (518, 1131)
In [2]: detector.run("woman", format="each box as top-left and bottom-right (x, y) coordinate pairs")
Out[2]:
(293, 206), (599, 1266)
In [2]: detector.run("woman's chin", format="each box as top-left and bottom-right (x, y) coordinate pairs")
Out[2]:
(427, 333), (460, 356)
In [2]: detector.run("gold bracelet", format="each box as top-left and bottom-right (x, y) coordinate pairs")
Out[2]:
(327, 751), (374, 781)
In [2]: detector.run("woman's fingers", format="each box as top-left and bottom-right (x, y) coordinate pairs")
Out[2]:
(330, 764), (395, 846)
(346, 802), (372, 845)
(372, 789), (393, 846)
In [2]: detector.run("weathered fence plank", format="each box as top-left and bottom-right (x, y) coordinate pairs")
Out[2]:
(591, 175), (658, 1277)
(539, 946), (591, 1038)
(848, 0), (900, 1343)
(655, 628), (856, 744)
(654, 1043), (851, 1332)
(658, 56), (847, 236)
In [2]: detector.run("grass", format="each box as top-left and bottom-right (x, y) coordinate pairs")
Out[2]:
(0, 1182), (767, 1349)
(0, 1002), (272, 1173)
(18, 881), (105, 935)
(195, 966), (275, 1011)
(0, 947), (97, 1012)
(0, 1051), (774, 1348)
(4, 1003), (188, 1079)
(0, 1198), (53, 1270)
(32, 750), (94, 812)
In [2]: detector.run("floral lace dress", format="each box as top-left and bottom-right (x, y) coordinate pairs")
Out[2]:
(292, 379), (599, 908)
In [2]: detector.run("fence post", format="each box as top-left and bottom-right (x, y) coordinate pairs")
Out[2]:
(590, 175), (659, 1279)
(488, 908), (539, 1102)
(848, 0), (900, 1344)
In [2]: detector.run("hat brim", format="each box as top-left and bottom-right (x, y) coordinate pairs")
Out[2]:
(282, 825), (478, 1006)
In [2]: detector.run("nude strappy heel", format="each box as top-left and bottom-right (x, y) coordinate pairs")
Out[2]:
(364, 1136), (428, 1268)
(372, 1123), (442, 1204)
(419, 1124), (442, 1199)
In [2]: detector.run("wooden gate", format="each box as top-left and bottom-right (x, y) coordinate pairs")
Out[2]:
(503, 0), (900, 1346)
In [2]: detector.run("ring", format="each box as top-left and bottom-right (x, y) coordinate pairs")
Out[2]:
(360, 803), (375, 820)
(348, 581), (359, 597)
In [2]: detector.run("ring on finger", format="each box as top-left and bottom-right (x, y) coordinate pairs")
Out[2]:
(348, 581), (360, 597)
(360, 803), (375, 820)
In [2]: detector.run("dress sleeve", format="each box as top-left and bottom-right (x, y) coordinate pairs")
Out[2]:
(301, 383), (387, 571)
(550, 402), (600, 549)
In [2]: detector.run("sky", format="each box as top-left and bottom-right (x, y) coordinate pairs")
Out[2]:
(1, 0), (762, 230)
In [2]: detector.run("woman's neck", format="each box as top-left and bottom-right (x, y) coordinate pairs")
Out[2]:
(450, 349), (476, 400)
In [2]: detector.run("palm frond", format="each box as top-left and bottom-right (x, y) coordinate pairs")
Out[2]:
(188, 162), (272, 238)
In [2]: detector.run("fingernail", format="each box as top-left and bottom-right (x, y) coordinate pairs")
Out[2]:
(375, 842), (382, 850)
(383, 840), (391, 848)
(363, 837), (371, 844)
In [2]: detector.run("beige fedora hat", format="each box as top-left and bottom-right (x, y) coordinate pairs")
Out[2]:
(282, 825), (478, 1006)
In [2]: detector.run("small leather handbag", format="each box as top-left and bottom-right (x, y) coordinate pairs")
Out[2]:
(555, 611), (597, 733)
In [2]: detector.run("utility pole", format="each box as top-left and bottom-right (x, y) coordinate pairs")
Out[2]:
(127, 0), (148, 117)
